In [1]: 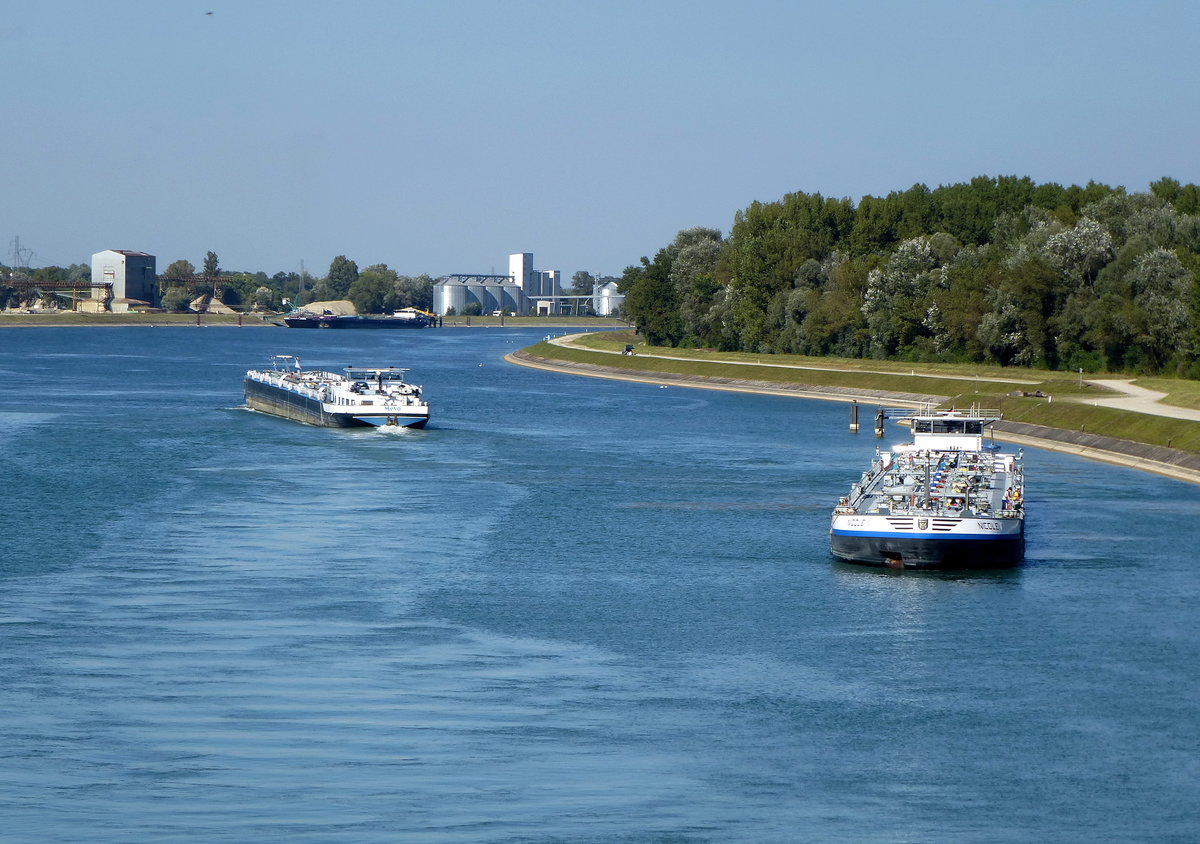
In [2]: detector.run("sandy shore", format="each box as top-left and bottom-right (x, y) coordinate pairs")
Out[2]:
(506, 349), (1200, 486)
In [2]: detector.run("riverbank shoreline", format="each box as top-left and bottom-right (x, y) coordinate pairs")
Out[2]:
(506, 348), (1200, 486)
(0, 315), (625, 329)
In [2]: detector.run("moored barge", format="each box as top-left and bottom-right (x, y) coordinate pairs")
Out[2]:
(283, 308), (435, 328)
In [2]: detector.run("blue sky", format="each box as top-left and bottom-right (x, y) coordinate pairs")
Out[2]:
(4, 1), (1198, 279)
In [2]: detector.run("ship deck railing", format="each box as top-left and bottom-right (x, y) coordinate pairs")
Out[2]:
(910, 403), (1002, 419)
(860, 501), (1024, 518)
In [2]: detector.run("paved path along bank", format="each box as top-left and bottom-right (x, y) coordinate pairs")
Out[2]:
(507, 348), (1200, 486)
(1080, 378), (1200, 422)
(547, 333), (1039, 385)
(506, 349), (946, 407)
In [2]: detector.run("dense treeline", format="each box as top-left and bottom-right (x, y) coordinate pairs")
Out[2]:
(0, 252), (434, 316)
(158, 254), (436, 315)
(620, 176), (1200, 375)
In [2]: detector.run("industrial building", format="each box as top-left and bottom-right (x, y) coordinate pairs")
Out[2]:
(91, 250), (159, 310)
(432, 253), (562, 316)
(433, 275), (524, 316)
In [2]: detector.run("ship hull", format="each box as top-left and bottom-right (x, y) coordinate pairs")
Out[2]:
(830, 519), (1024, 569)
(244, 378), (428, 428)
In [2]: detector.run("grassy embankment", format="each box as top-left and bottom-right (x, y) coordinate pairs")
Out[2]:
(525, 330), (1200, 453)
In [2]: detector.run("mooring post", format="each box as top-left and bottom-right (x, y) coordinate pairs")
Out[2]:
(849, 400), (859, 433)
(875, 407), (885, 438)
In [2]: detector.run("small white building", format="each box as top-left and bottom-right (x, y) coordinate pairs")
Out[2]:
(593, 281), (624, 316)
(92, 250), (158, 307)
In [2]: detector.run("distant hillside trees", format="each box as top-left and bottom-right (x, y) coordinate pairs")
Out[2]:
(619, 176), (1200, 376)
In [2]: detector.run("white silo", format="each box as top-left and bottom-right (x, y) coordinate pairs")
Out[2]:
(479, 280), (502, 314)
(500, 283), (522, 314)
(434, 278), (468, 315)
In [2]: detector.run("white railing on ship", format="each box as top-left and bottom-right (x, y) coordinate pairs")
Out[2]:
(913, 402), (1002, 419)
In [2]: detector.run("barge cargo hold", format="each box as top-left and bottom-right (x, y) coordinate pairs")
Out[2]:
(244, 355), (430, 428)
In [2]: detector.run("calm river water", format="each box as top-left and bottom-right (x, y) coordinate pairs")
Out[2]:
(1, 326), (1197, 842)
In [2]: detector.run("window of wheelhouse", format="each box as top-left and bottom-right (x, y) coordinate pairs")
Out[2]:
(914, 418), (983, 435)
(931, 419), (967, 434)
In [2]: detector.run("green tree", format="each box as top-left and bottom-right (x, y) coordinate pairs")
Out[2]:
(1149, 177), (1182, 204)
(252, 286), (277, 311)
(860, 236), (944, 357)
(393, 274), (434, 311)
(846, 195), (898, 254)
(348, 264), (398, 313)
(668, 229), (724, 344)
(932, 175), (1037, 245)
(203, 251), (220, 277)
(326, 256), (358, 297)
(976, 288), (1035, 366)
(162, 288), (192, 312)
(1127, 248), (1193, 370)
(892, 183), (937, 240)
(568, 271), (594, 295)
(67, 263), (90, 284)
(621, 252), (682, 346)
(1045, 217), (1114, 287)
(307, 279), (335, 302)
(1176, 183), (1200, 215)
(31, 265), (68, 283)
(163, 259), (195, 279)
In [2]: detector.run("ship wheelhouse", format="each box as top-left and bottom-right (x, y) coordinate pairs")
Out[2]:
(908, 411), (995, 452)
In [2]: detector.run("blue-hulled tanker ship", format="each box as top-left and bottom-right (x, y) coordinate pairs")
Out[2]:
(830, 407), (1024, 569)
